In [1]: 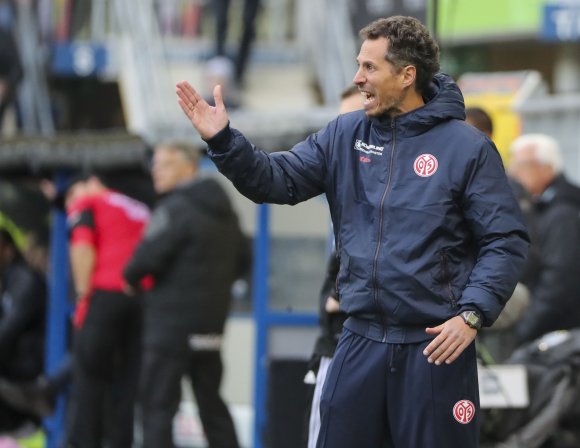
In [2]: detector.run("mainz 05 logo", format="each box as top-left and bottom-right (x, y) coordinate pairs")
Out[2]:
(414, 154), (438, 177)
(453, 400), (475, 424)
(354, 139), (384, 156)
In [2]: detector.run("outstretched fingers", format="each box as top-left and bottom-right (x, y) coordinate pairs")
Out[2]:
(213, 85), (225, 110)
(177, 98), (194, 120)
(176, 85), (195, 111)
(176, 82), (206, 112)
(176, 81), (197, 101)
(175, 81), (229, 139)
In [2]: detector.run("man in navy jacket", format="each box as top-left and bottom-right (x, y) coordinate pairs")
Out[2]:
(176, 15), (529, 448)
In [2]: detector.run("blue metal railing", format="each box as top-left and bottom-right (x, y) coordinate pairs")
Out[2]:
(44, 171), (72, 448)
(252, 203), (319, 448)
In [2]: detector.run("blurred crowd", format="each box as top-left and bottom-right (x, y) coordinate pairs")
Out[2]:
(0, 142), (251, 447)
(0, 0), (262, 136)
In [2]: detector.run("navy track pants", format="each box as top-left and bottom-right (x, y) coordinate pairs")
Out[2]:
(316, 328), (480, 448)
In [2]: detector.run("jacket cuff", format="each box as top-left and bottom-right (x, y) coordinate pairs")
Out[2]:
(456, 305), (482, 314)
(459, 286), (503, 327)
(204, 123), (233, 153)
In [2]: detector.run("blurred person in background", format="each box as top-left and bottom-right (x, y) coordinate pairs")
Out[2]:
(0, 0), (22, 134)
(0, 356), (69, 420)
(465, 106), (532, 362)
(0, 171), (152, 426)
(304, 85), (362, 448)
(204, 55), (240, 109)
(213, 0), (260, 88)
(508, 134), (580, 345)
(124, 141), (249, 448)
(0, 226), (60, 420)
(68, 0), (92, 39)
(465, 106), (493, 139)
(64, 173), (150, 448)
(466, 106), (532, 210)
(0, 229), (46, 434)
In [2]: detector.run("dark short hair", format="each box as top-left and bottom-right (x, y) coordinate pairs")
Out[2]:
(465, 107), (493, 136)
(52, 170), (114, 210)
(359, 16), (440, 95)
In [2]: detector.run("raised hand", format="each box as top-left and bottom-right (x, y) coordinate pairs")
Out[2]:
(176, 82), (229, 140)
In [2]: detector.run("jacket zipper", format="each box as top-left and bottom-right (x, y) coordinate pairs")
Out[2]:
(371, 118), (396, 342)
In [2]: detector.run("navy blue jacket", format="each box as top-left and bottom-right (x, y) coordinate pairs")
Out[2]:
(207, 74), (529, 342)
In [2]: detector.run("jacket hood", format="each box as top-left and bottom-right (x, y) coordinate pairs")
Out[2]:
(371, 73), (466, 137)
(175, 177), (235, 219)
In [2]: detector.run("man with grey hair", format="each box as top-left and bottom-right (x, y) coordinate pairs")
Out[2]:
(509, 133), (580, 344)
(124, 141), (249, 448)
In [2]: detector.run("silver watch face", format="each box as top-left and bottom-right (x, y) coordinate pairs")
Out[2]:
(462, 311), (481, 329)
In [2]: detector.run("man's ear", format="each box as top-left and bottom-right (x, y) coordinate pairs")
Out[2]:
(401, 65), (417, 89)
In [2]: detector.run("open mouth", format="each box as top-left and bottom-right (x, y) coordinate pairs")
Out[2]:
(361, 91), (376, 108)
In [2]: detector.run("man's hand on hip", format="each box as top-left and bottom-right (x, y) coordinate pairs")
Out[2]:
(423, 316), (477, 365)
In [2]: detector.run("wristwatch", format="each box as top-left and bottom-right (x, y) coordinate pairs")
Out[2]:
(460, 310), (482, 330)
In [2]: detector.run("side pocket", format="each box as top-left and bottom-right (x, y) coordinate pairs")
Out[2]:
(439, 250), (458, 309)
(335, 251), (350, 299)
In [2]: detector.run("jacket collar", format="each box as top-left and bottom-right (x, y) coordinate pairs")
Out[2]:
(369, 73), (466, 137)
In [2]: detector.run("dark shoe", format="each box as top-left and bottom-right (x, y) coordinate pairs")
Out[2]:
(0, 377), (56, 418)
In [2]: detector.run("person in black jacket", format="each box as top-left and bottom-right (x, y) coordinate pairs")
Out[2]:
(508, 133), (580, 344)
(0, 229), (46, 432)
(124, 141), (248, 448)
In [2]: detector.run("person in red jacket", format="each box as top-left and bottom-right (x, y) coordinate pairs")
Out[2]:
(65, 173), (150, 448)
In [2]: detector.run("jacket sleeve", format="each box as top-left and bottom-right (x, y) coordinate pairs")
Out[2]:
(123, 201), (188, 286)
(459, 140), (530, 327)
(205, 122), (334, 205)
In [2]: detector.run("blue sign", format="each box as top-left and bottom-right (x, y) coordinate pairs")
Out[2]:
(51, 42), (108, 77)
(542, 4), (580, 42)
